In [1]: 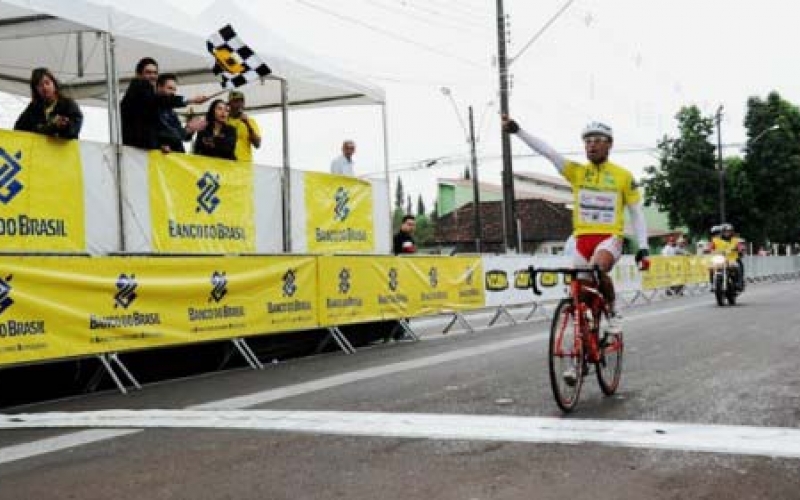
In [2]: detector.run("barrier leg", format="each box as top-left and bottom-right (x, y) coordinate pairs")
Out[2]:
(328, 327), (356, 354)
(525, 302), (550, 321)
(109, 353), (141, 390)
(97, 354), (129, 395)
(442, 312), (473, 334)
(488, 305), (517, 327)
(390, 318), (419, 342)
(232, 338), (264, 370)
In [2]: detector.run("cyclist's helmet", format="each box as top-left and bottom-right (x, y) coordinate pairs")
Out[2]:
(721, 223), (734, 232)
(710, 225), (721, 235)
(581, 121), (613, 141)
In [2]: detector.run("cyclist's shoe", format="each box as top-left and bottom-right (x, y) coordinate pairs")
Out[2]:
(605, 311), (623, 335)
(563, 367), (578, 387)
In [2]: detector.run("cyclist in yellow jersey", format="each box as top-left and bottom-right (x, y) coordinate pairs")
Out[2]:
(711, 223), (745, 290)
(502, 116), (650, 335)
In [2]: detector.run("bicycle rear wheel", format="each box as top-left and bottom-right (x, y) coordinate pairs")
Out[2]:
(549, 298), (584, 412)
(596, 325), (623, 396)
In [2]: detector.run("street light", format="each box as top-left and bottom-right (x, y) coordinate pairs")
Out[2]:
(440, 87), (482, 252)
(744, 124), (780, 152)
(715, 105), (725, 224)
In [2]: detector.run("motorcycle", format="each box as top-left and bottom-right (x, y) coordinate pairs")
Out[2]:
(709, 253), (741, 306)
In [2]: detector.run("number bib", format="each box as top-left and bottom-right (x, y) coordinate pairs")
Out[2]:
(578, 189), (618, 226)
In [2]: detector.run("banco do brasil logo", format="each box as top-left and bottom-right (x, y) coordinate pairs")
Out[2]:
(282, 269), (298, 297)
(196, 171), (221, 214)
(0, 274), (14, 315)
(209, 271), (228, 303)
(333, 187), (351, 222)
(428, 267), (439, 288)
(338, 267), (351, 294)
(388, 267), (399, 292)
(114, 273), (138, 309)
(0, 148), (24, 204)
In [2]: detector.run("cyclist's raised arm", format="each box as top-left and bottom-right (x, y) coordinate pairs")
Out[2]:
(503, 116), (567, 174)
(627, 201), (649, 250)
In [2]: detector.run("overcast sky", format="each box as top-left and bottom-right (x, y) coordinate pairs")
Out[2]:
(3, 0), (798, 210)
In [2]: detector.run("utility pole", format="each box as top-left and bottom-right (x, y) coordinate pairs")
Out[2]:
(715, 105), (725, 224)
(468, 106), (482, 252)
(496, 0), (517, 252)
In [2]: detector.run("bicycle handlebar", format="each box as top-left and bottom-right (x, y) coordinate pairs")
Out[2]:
(527, 265), (603, 296)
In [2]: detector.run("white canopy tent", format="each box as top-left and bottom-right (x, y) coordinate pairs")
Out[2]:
(0, 0), (389, 251)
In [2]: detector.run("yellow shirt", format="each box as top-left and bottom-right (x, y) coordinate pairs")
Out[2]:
(227, 116), (261, 163)
(711, 236), (742, 263)
(562, 160), (641, 237)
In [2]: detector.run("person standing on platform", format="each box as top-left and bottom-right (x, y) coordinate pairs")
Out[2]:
(330, 140), (356, 176)
(227, 90), (261, 162)
(14, 67), (83, 139)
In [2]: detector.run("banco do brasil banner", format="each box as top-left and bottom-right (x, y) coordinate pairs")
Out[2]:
(305, 172), (373, 252)
(0, 130), (85, 251)
(0, 255), (318, 367)
(149, 152), (255, 253)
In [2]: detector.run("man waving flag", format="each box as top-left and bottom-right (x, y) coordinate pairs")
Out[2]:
(207, 25), (271, 89)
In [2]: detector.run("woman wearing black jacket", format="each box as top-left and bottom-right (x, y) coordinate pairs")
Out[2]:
(193, 99), (237, 161)
(14, 67), (82, 139)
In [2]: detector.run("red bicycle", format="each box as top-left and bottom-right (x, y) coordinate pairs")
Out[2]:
(529, 265), (624, 412)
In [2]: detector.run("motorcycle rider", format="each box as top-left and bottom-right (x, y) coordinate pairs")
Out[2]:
(711, 223), (745, 291)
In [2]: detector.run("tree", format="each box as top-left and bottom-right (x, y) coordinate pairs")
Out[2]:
(643, 106), (720, 237)
(740, 91), (800, 245)
(406, 195), (412, 215)
(416, 194), (426, 216)
(394, 176), (404, 211)
(414, 214), (434, 246)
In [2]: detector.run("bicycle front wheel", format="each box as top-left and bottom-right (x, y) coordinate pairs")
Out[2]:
(549, 298), (584, 412)
(596, 329), (623, 396)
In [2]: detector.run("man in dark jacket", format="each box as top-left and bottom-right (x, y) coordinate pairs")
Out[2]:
(121, 57), (207, 149)
(393, 215), (417, 255)
(155, 74), (205, 153)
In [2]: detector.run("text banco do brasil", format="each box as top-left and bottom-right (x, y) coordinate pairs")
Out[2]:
(0, 215), (67, 237)
(89, 312), (162, 329)
(169, 220), (246, 240)
(315, 228), (367, 243)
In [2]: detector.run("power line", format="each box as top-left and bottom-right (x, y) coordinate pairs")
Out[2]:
(295, 0), (487, 69)
(360, 0), (490, 34)
(510, 0), (578, 65)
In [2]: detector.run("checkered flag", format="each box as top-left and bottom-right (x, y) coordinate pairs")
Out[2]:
(206, 24), (271, 89)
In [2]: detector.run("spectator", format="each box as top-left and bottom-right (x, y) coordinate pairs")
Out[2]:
(757, 246), (768, 256)
(14, 67), (82, 139)
(193, 99), (237, 160)
(393, 215), (417, 255)
(121, 57), (206, 149)
(155, 74), (206, 154)
(330, 140), (356, 176)
(227, 90), (261, 162)
(661, 236), (677, 256)
(675, 237), (689, 256)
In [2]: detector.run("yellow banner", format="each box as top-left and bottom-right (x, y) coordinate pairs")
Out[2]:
(0, 256), (319, 367)
(405, 256), (485, 316)
(0, 130), (85, 251)
(317, 256), (383, 326)
(149, 152), (255, 253)
(305, 172), (373, 252)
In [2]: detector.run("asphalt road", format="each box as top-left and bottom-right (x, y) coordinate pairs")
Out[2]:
(1, 280), (799, 499)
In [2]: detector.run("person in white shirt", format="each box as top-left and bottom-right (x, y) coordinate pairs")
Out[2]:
(330, 140), (356, 176)
(661, 236), (677, 256)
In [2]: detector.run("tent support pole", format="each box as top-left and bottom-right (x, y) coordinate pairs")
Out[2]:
(381, 103), (392, 245)
(280, 77), (291, 252)
(102, 31), (125, 252)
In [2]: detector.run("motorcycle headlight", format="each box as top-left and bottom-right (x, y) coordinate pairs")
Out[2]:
(711, 255), (726, 265)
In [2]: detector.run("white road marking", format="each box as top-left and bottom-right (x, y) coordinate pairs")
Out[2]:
(2, 410), (799, 459)
(0, 299), (720, 465)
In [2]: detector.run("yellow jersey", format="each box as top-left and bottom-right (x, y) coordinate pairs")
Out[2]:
(711, 236), (742, 263)
(227, 116), (261, 163)
(562, 160), (642, 237)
